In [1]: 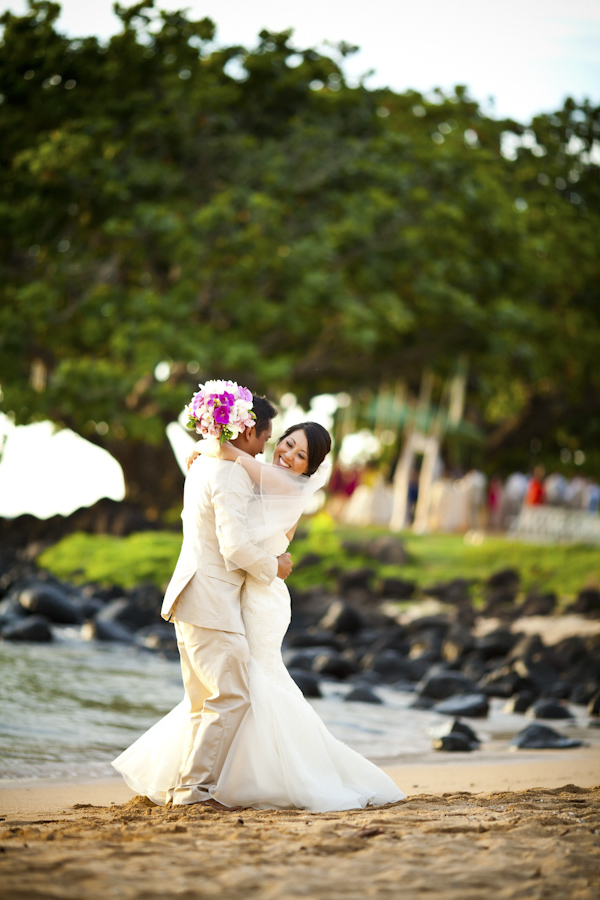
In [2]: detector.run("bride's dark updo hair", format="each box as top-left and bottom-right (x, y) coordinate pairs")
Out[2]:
(277, 422), (332, 477)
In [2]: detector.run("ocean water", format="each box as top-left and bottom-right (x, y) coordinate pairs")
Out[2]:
(0, 628), (595, 785)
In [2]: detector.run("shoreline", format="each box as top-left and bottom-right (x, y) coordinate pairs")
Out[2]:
(2, 746), (598, 819)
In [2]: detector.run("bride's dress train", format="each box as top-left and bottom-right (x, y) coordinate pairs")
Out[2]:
(113, 536), (404, 812)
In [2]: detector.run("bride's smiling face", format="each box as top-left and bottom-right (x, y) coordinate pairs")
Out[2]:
(273, 429), (309, 475)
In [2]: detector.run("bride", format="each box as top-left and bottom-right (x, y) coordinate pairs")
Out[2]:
(113, 422), (404, 812)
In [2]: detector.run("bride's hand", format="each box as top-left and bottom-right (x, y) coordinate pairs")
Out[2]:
(218, 441), (238, 462)
(186, 448), (201, 471)
(186, 438), (222, 470)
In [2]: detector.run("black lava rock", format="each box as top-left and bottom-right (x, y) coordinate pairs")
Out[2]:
(1, 615), (53, 642)
(17, 582), (83, 625)
(568, 588), (600, 617)
(366, 626), (410, 656)
(347, 671), (383, 686)
(286, 630), (343, 650)
(460, 655), (489, 684)
(570, 680), (600, 705)
(476, 629), (517, 660)
(528, 700), (574, 720)
(409, 695), (436, 710)
(408, 626), (446, 663)
(377, 577), (416, 600)
(417, 669), (476, 700)
(432, 734), (477, 752)
(97, 583), (162, 632)
(510, 723), (582, 750)
(506, 633), (546, 664)
(512, 657), (561, 691)
(127, 581), (163, 609)
(423, 579), (472, 605)
(73, 596), (104, 619)
(503, 691), (536, 714)
(433, 693), (490, 718)
(430, 718), (481, 745)
(392, 679), (417, 693)
(485, 568), (521, 592)
(312, 650), (358, 680)
(80, 582), (124, 603)
(319, 600), (365, 636)
(81, 619), (136, 643)
(364, 535), (408, 565)
(0, 597), (28, 628)
(284, 647), (332, 671)
(363, 649), (423, 683)
(519, 591), (557, 617)
(95, 597), (144, 630)
(135, 624), (178, 654)
(336, 568), (375, 596)
(552, 635), (589, 670)
(344, 686), (383, 705)
(288, 669), (322, 698)
(478, 667), (522, 698)
(540, 681), (571, 700)
(441, 625), (476, 665)
(587, 689), (600, 717)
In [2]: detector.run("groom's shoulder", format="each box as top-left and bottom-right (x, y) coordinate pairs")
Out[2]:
(187, 455), (252, 491)
(212, 458), (253, 493)
(186, 454), (219, 489)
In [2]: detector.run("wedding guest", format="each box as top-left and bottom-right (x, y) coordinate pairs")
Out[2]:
(544, 472), (568, 506)
(585, 479), (600, 513)
(524, 466), (546, 506)
(500, 471), (528, 527)
(487, 474), (503, 530)
(565, 475), (587, 509)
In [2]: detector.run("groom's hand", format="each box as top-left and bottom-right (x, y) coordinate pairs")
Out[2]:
(276, 552), (293, 580)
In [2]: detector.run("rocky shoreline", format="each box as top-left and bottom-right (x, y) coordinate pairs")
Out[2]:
(1, 538), (600, 756)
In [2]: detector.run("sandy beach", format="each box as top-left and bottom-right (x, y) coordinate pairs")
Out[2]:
(1, 751), (599, 900)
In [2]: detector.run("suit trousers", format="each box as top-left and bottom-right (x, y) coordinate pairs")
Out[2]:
(170, 620), (250, 805)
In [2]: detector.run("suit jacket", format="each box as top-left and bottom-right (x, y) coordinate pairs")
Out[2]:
(161, 455), (278, 633)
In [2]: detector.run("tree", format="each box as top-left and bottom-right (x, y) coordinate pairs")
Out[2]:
(1, 1), (599, 519)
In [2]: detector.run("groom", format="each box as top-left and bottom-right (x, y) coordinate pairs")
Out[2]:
(161, 394), (293, 806)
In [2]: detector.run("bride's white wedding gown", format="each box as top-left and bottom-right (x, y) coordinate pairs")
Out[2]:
(112, 533), (404, 811)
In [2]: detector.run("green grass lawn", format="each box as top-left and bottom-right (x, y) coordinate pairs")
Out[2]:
(38, 531), (184, 590)
(37, 515), (599, 603)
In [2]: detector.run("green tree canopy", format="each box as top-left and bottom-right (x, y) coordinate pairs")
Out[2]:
(1, 1), (599, 514)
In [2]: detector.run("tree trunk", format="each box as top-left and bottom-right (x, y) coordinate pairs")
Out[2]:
(412, 434), (440, 534)
(101, 436), (185, 523)
(390, 427), (414, 531)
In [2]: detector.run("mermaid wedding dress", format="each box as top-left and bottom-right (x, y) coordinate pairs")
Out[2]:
(112, 530), (404, 812)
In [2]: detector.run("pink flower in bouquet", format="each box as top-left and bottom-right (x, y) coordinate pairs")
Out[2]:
(214, 404), (232, 425)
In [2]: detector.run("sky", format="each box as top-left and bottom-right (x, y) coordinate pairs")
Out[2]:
(1, 0), (599, 122)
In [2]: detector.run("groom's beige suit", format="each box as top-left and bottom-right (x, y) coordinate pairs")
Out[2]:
(161, 455), (277, 804)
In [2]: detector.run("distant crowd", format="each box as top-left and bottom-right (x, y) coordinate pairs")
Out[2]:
(327, 461), (600, 533)
(489, 466), (600, 531)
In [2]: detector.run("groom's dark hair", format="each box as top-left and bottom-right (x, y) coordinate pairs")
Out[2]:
(252, 395), (277, 436)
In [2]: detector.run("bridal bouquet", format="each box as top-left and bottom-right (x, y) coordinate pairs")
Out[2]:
(185, 379), (255, 443)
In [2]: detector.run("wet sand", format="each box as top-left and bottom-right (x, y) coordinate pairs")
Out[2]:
(1, 753), (599, 900)
(2, 747), (600, 817)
